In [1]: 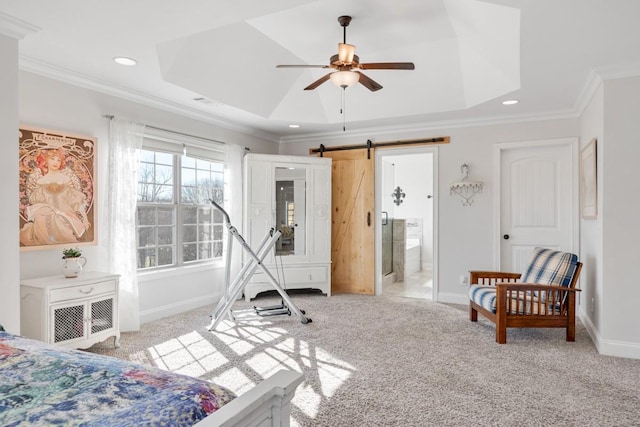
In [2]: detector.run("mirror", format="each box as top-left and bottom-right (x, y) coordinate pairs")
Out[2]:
(275, 167), (306, 256)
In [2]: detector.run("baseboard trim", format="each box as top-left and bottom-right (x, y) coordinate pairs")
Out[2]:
(140, 293), (218, 324)
(579, 310), (640, 360)
(436, 292), (468, 305)
(598, 338), (640, 359)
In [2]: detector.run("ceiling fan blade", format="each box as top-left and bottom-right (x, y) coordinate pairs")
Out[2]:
(304, 73), (332, 90)
(358, 62), (415, 70)
(355, 71), (383, 92)
(277, 64), (330, 68)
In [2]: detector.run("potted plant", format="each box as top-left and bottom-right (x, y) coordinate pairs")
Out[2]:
(61, 247), (86, 277)
(62, 247), (83, 259)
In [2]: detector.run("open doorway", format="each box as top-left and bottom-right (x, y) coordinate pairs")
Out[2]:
(375, 147), (437, 300)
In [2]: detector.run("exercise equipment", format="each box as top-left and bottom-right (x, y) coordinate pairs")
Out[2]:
(207, 199), (311, 331)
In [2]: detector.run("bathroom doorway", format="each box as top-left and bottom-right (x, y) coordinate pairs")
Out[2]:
(375, 146), (437, 300)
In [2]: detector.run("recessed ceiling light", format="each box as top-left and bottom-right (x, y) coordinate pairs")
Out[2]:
(113, 57), (137, 66)
(502, 99), (519, 105)
(288, 124), (301, 128)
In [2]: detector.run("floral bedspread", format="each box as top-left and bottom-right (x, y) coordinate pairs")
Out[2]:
(0, 331), (236, 426)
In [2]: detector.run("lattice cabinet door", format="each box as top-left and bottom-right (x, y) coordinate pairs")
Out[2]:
(51, 301), (87, 344)
(89, 297), (115, 336)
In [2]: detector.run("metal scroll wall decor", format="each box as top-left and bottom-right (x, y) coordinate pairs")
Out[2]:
(392, 186), (406, 206)
(449, 163), (483, 206)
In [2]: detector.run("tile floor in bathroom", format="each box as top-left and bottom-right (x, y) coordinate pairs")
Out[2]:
(382, 269), (433, 300)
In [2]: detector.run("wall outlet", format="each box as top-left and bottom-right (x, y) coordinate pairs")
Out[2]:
(459, 275), (468, 286)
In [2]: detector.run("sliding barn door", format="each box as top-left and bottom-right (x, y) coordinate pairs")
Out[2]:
(322, 149), (375, 295)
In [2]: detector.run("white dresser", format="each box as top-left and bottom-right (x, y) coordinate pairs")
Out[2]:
(20, 271), (120, 349)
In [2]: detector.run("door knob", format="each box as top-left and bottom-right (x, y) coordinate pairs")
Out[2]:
(503, 234), (510, 240)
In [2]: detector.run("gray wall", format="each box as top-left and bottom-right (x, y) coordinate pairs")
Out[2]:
(0, 33), (20, 332)
(578, 75), (640, 357)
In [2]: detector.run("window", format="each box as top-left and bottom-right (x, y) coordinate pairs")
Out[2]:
(136, 148), (224, 270)
(287, 201), (295, 226)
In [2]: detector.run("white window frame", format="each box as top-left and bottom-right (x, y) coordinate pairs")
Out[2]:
(136, 128), (226, 272)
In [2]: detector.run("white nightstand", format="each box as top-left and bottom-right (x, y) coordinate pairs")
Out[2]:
(20, 271), (120, 349)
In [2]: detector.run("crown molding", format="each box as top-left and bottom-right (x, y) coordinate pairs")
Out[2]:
(594, 60), (640, 80)
(278, 109), (579, 145)
(574, 61), (640, 119)
(19, 55), (281, 144)
(574, 69), (603, 119)
(0, 12), (40, 39)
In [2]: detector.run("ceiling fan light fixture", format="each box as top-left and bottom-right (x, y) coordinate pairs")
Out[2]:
(330, 70), (360, 88)
(338, 43), (356, 64)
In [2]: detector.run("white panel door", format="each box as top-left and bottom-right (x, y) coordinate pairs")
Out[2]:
(293, 177), (306, 255)
(310, 165), (331, 262)
(245, 159), (273, 261)
(500, 142), (575, 273)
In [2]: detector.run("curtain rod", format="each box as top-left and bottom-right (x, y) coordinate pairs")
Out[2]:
(103, 114), (249, 150)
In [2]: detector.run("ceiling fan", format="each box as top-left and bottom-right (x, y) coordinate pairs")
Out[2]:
(276, 15), (415, 92)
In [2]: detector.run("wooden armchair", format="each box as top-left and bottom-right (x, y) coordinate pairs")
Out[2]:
(468, 248), (582, 344)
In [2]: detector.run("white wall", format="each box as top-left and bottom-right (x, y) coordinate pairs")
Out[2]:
(601, 76), (640, 350)
(578, 75), (640, 359)
(0, 34), (20, 332)
(17, 72), (278, 324)
(279, 119), (580, 303)
(579, 84), (604, 336)
(381, 160), (395, 217)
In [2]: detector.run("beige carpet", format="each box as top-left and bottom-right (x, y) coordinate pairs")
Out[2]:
(88, 291), (640, 426)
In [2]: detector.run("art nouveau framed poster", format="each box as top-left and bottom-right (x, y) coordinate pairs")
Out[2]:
(19, 126), (97, 250)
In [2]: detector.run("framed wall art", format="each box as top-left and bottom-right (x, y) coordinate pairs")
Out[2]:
(19, 126), (97, 250)
(580, 138), (597, 219)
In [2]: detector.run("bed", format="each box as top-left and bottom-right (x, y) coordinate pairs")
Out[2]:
(0, 328), (303, 426)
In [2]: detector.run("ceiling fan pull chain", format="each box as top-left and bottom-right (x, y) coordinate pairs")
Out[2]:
(340, 87), (347, 132)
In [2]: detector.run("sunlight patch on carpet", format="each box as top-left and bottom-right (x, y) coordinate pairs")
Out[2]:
(293, 382), (322, 420)
(212, 366), (254, 395)
(314, 348), (354, 398)
(147, 331), (229, 376)
(210, 326), (257, 356)
(139, 310), (356, 424)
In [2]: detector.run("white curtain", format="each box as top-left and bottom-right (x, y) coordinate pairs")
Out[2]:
(107, 118), (145, 332)
(224, 143), (245, 281)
